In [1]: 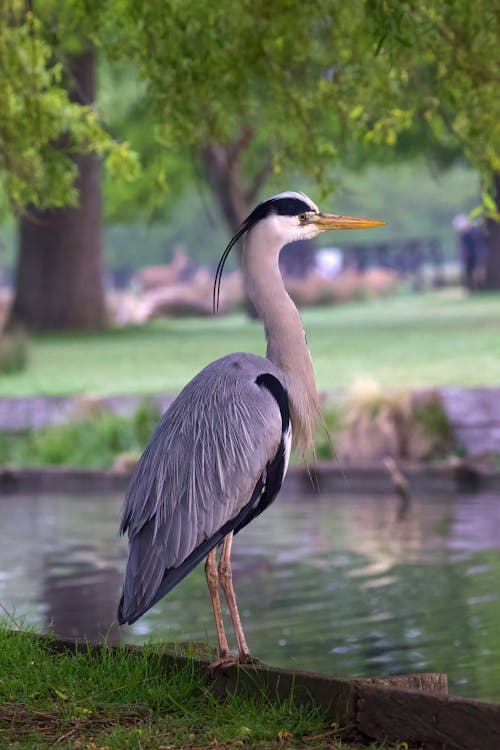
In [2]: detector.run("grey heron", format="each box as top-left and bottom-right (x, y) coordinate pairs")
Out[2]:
(118, 191), (383, 668)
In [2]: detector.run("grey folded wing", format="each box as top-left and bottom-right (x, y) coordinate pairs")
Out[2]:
(119, 353), (284, 621)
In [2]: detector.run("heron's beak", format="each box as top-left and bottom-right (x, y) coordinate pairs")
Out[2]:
(312, 213), (385, 231)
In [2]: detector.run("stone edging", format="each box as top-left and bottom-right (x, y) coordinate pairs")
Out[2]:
(1, 387), (500, 456)
(1, 461), (500, 495)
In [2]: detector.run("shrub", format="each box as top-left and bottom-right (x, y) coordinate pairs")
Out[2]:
(0, 401), (161, 469)
(0, 329), (29, 374)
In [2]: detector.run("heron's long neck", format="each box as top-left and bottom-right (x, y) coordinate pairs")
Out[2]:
(243, 226), (321, 454)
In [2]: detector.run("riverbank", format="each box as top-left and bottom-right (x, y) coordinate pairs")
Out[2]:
(4, 628), (500, 750)
(0, 626), (403, 750)
(1, 385), (500, 468)
(1, 459), (500, 496)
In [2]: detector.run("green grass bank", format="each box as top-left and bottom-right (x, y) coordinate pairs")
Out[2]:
(0, 624), (400, 750)
(2, 291), (500, 398)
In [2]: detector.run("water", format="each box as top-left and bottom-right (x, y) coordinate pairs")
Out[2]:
(1, 489), (500, 702)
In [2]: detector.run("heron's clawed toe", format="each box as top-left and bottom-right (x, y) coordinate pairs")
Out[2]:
(208, 652), (238, 673)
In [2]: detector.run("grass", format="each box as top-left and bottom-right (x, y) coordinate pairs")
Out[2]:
(1, 290), (500, 398)
(0, 624), (401, 750)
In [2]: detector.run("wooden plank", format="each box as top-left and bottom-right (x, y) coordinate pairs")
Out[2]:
(210, 662), (360, 726)
(356, 672), (448, 696)
(358, 683), (500, 750)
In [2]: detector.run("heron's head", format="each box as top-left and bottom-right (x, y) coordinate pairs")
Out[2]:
(214, 191), (384, 311)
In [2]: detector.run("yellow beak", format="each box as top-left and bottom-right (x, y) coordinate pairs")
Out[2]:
(312, 213), (385, 231)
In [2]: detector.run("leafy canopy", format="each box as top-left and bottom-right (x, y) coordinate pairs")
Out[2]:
(0, 0), (499, 212)
(0, 0), (137, 211)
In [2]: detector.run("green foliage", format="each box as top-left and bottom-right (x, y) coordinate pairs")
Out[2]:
(1, 0), (498, 218)
(411, 395), (456, 457)
(98, 60), (192, 222)
(358, 0), (500, 192)
(0, 402), (159, 468)
(0, 0), (138, 212)
(0, 330), (28, 373)
(96, 0), (499, 223)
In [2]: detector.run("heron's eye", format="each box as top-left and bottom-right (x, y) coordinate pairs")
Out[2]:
(298, 213), (307, 223)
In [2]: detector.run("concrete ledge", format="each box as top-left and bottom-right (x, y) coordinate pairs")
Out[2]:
(8, 630), (500, 750)
(2, 461), (500, 495)
(0, 466), (130, 494)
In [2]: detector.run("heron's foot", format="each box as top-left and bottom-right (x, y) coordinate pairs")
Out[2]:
(208, 651), (238, 673)
(238, 653), (264, 667)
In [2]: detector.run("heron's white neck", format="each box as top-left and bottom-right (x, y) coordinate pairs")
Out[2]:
(242, 222), (321, 455)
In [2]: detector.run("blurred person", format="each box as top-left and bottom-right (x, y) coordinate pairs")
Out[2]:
(453, 213), (488, 290)
(315, 247), (343, 279)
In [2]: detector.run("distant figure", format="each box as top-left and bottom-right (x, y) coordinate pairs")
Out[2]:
(132, 248), (193, 293)
(315, 247), (343, 279)
(453, 214), (488, 290)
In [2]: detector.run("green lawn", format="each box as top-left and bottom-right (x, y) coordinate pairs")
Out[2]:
(0, 625), (396, 750)
(2, 290), (500, 397)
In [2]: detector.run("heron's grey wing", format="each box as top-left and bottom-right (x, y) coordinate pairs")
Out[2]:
(119, 353), (287, 623)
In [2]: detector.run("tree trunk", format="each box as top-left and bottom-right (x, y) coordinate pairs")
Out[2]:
(202, 142), (252, 236)
(202, 138), (270, 318)
(484, 172), (500, 290)
(8, 48), (106, 331)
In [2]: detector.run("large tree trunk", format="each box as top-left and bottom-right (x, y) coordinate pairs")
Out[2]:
(8, 48), (106, 331)
(484, 172), (500, 290)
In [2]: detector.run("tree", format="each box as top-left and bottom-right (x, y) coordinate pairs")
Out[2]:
(354, 0), (500, 284)
(102, 0), (500, 281)
(2, 0), (500, 331)
(10, 48), (108, 330)
(1, 1), (136, 330)
(100, 0), (342, 227)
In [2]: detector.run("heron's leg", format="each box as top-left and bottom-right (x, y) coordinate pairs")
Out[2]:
(204, 548), (233, 666)
(218, 532), (254, 662)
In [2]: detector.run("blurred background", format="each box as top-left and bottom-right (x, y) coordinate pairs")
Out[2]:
(1, 0), (500, 703)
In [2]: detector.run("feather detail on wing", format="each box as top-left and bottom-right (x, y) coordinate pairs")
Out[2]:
(119, 352), (285, 623)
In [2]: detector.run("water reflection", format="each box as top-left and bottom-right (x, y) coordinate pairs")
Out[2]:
(1, 489), (500, 701)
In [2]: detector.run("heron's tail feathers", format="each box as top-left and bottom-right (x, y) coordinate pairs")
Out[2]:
(117, 532), (220, 625)
(118, 481), (264, 626)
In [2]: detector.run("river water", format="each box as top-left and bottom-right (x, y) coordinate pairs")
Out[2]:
(1, 489), (500, 701)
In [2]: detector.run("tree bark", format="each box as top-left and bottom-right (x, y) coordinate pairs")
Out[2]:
(202, 141), (252, 236)
(202, 136), (271, 318)
(8, 48), (106, 331)
(484, 172), (500, 290)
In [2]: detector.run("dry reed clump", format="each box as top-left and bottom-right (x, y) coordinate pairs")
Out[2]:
(329, 378), (455, 464)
